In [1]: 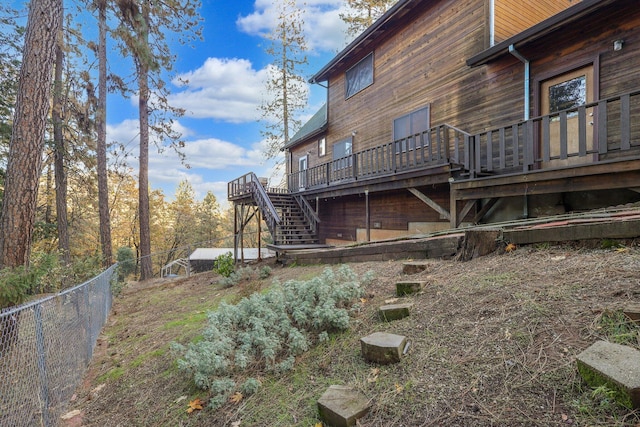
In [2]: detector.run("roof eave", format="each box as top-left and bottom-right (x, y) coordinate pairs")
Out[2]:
(284, 124), (328, 150)
(467, 0), (617, 67)
(310, 0), (418, 83)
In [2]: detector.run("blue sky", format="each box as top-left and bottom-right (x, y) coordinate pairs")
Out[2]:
(101, 0), (354, 207)
(2, 0), (354, 206)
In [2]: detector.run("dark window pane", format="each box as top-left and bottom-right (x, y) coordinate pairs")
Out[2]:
(549, 75), (586, 113)
(346, 53), (374, 98)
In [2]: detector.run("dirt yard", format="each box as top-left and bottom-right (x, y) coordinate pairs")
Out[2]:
(66, 241), (640, 426)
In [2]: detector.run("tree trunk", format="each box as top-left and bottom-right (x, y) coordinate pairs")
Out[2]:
(53, 43), (70, 265)
(0, 0), (63, 268)
(138, 2), (153, 280)
(96, 0), (112, 267)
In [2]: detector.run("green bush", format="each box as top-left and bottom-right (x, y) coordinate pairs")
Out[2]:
(173, 265), (374, 409)
(0, 252), (62, 308)
(258, 266), (272, 279)
(116, 247), (135, 280)
(214, 252), (235, 278)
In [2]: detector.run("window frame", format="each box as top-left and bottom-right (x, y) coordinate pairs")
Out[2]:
(332, 137), (353, 171)
(345, 52), (374, 99)
(393, 105), (431, 153)
(318, 137), (326, 157)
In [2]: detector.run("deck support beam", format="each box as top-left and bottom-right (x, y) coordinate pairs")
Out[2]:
(233, 202), (261, 264)
(408, 187), (450, 221)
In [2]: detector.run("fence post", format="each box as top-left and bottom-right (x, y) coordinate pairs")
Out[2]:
(84, 285), (92, 362)
(34, 304), (51, 427)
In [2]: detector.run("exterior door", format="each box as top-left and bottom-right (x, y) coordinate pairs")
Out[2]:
(298, 155), (308, 190)
(540, 65), (595, 168)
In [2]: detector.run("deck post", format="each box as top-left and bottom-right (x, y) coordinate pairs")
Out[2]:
(257, 208), (262, 262)
(449, 180), (458, 229)
(233, 203), (238, 263)
(365, 189), (370, 242)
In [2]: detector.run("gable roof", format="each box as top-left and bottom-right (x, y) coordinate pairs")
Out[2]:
(310, 0), (424, 84)
(285, 103), (327, 149)
(310, 0), (619, 81)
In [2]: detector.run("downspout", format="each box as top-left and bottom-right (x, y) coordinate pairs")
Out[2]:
(508, 44), (530, 219)
(489, 0), (495, 46)
(508, 44), (530, 121)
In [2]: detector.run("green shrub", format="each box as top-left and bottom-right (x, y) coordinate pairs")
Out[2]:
(214, 252), (235, 278)
(0, 252), (63, 308)
(220, 266), (255, 288)
(0, 266), (34, 309)
(173, 265), (373, 409)
(116, 247), (135, 281)
(258, 266), (272, 279)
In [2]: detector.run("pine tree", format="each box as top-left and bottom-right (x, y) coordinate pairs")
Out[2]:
(0, 0), (63, 268)
(259, 0), (309, 162)
(112, 0), (202, 279)
(340, 0), (398, 38)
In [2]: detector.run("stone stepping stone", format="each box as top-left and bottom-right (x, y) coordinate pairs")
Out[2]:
(576, 340), (640, 409)
(317, 385), (370, 427)
(395, 280), (427, 296)
(623, 304), (640, 322)
(402, 261), (431, 275)
(379, 302), (413, 321)
(360, 332), (407, 364)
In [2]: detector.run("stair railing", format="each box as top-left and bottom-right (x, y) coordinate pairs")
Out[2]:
(294, 194), (320, 235)
(244, 172), (281, 236)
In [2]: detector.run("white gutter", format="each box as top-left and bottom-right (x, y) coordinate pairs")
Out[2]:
(508, 44), (530, 121)
(489, 0), (495, 46)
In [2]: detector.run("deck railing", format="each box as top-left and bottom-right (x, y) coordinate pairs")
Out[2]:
(294, 194), (320, 234)
(287, 124), (471, 192)
(471, 89), (640, 177)
(229, 89), (640, 198)
(228, 172), (281, 234)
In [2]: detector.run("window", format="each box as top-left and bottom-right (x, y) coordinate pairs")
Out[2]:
(318, 137), (326, 157)
(345, 53), (373, 99)
(333, 137), (352, 170)
(393, 105), (430, 152)
(548, 74), (586, 118)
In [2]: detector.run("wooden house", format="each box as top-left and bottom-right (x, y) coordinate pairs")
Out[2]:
(228, 0), (640, 249)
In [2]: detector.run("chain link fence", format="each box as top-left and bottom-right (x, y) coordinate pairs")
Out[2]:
(0, 264), (118, 427)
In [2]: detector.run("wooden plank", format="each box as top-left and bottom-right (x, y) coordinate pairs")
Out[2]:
(621, 94), (631, 150)
(487, 130), (494, 172)
(578, 106), (587, 156)
(597, 100), (608, 154)
(512, 124), (520, 167)
(499, 127), (506, 169)
(560, 111), (568, 160)
(452, 168), (640, 200)
(474, 198), (498, 223)
(542, 116), (550, 162)
(504, 219), (640, 245)
(408, 187), (451, 220)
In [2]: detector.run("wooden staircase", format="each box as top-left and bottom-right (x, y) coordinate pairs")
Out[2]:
(268, 193), (319, 245)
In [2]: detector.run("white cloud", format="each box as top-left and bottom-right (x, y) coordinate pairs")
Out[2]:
(170, 57), (270, 123)
(237, 0), (350, 53)
(106, 118), (282, 205)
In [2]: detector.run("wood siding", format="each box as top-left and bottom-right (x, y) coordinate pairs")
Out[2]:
(275, 0), (640, 239)
(493, 0), (575, 44)
(319, 0), (526, 166)
(317, 186), (451, 243)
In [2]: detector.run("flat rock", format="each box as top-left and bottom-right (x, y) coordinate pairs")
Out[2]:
(396, 280), (426, 296)
(379, 303), (413, 321)
(402, 261), (431, 275)
(576, 340), (640, 408)
(623, 304), (640, 322)
(317, 385), (370, 427)
(360, 332), (406, 364)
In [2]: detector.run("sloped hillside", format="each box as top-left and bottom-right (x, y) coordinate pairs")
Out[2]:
(68, 242), (640, 426)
